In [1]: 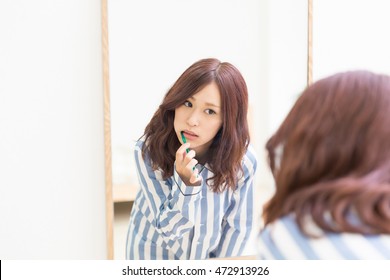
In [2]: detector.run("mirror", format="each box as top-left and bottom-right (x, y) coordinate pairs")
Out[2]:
(103, 0), (310, 259)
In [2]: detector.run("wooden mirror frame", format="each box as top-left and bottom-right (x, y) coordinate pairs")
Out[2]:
(102, 0), (114, 260)
(101, 0), (313, 260)
(307, 0), (313, 86)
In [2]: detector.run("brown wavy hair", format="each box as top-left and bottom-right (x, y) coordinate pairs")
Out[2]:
(263, 70), (390, 235)
(141, 58), (249, 192)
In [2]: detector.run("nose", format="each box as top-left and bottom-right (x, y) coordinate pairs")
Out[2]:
(186, 111), (199, 127)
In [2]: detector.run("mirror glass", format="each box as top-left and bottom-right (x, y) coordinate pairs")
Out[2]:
(312, 0), (390, 81)
(107, 0), (308, 259)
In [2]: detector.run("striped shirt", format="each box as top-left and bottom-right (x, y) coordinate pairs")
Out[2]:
(258, 214), (390, 259)
(126, 138), (257, 259)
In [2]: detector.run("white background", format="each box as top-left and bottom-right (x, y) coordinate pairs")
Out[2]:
(0, 0), (107, 259)
(313, 0), (390, 81)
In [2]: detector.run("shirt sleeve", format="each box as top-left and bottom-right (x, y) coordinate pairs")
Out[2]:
(211, 146), (257, 257)
(134, 142), (202, 244)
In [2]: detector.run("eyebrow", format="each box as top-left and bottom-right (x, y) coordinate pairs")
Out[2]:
(189, 96), (221, 108)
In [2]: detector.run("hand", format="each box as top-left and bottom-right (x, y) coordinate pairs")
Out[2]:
(175, 143), (202, 186)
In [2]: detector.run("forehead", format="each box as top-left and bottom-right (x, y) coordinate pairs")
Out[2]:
(190, 82), (221, 107)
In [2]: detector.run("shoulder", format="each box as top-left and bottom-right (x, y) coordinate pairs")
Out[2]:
(134, 137), (145, 151)
(235, 144), (258, 185)
(259, 214), (390, 259)
(242, 143), (258, 172)
(133, 137), (151, 164)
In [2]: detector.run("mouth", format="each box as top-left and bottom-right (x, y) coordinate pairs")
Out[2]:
(182, 130), (198, 140)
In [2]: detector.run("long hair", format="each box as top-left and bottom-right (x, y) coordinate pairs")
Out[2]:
(142, 58), (249, 192)
(263, 70), (390, 235)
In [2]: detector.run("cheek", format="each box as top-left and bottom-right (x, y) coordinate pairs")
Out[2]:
(173, 109), (186, 129)
(174, 108), (184, 120)
(208, 120), (222, 135)
(174, 107), (182, 117)
(173, 110), (179, 129)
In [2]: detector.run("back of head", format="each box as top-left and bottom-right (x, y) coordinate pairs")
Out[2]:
(264, 70), (390, 234)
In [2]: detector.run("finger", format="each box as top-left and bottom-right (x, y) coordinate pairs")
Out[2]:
(176, 143), (191, 160)
(187, 158), (198, 171)
(184, 150), (196, 161)
(190, 169), (202, 184)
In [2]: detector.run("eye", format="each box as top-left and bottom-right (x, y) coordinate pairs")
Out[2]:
(184, 101), (192, 107)
(205, 109), (216, 115)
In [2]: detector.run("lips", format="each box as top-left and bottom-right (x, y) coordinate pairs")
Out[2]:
(182, 130), (198, 140)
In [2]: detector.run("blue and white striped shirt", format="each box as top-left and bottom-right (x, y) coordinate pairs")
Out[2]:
(258, 214), (390, 259)
(126, 138), (257, 259)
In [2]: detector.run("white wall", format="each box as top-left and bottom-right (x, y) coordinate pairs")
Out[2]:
(313, 0), (390, 81)
(0, 0), (107, 259)
(257, 0), (308, 198)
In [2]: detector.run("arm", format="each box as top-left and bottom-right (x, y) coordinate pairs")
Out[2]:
(133, 141), (202, 242)
(211, 147), (257, 257)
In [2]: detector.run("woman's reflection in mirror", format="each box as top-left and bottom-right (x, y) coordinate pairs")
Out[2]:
(126, 58), (258, 259)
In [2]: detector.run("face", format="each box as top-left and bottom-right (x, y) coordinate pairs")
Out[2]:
(174, 82), (223, 159)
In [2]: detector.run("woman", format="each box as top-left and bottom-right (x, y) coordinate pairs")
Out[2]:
(126, 58), (257, 259)
(259, 70), (390, 259)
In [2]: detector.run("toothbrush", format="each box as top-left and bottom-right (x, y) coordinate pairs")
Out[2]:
(181, 131), (190, 153)
(181, 131), (196, 171)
